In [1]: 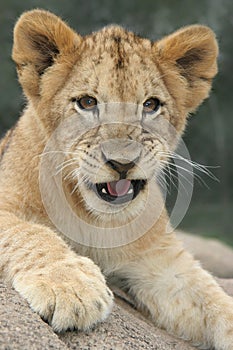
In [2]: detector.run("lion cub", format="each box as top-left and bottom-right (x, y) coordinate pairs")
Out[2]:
(0, 9), (233, 349)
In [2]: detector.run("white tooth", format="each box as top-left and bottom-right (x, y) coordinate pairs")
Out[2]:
(102, 188), (107, 194)
(128, 189), (133, 194)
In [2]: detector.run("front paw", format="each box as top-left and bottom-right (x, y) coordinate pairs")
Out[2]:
(13, 256), (114, 332)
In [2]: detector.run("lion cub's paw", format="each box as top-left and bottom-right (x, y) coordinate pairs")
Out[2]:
(13, 256), (114, 332)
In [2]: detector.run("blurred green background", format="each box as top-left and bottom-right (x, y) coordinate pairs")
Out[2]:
(0, 0), (232, 245)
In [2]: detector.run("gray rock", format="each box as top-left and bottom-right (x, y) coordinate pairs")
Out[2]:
(1, 232), (233, 349)
(0, 282), (67, 350)
(0, 281), (194, 350)
(177, 231), (233, 278)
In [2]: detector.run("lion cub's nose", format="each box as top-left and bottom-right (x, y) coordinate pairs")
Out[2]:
(106, 159), (137, 175)
(101, 139), (142, 176)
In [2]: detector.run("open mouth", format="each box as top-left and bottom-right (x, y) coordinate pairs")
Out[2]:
(94, 179), (146, 204)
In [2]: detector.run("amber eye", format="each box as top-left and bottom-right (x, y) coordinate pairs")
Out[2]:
(143, 97), (161, 114)
(76, 96), (97, 110)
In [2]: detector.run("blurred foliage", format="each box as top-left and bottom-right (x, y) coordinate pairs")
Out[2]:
(0, 0), (232, 244)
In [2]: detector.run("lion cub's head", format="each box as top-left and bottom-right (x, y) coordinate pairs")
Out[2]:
(12, 10), (218, 226)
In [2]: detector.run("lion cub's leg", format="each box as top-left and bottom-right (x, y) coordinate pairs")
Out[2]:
(112, 235), (233, 349)
(0, 210), (113, 332)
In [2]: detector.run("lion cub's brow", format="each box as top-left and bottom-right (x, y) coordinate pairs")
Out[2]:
(82, 26), (152, 69)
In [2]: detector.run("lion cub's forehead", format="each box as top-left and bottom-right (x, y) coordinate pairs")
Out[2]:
(81, 25), (153, 65)
(68, 25), (160, 102)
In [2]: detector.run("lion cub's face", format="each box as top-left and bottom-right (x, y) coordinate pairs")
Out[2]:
(13, 10), (218, 223)
(55, 31), (179, 216)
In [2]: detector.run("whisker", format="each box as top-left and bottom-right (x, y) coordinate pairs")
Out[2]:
(64, 167), (81, 181)
(160, 166), (179, 192)
(160, 163), (190, 194)
(160, 163), (174, 190)
(158, 150), (219, 183)
(71, 180), (80, 195)
(155, 169), (170, 193)
(39, 149), (85, 158)
(55, 158), (80, 175)
(162, 160), (209, 189)
(157, 161), (183, 194)
(159, 160), (195, 188)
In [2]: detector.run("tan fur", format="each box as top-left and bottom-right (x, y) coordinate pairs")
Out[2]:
(0, 9), (232, 349)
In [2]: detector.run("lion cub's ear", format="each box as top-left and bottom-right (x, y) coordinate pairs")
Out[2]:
(12, 9), (81, 98)
(155, 25), (218, 112)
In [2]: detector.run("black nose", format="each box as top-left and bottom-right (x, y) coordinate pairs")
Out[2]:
(106, 159), (138, 178)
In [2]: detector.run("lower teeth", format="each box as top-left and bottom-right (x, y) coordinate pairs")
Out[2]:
(101, 185), (133, 195)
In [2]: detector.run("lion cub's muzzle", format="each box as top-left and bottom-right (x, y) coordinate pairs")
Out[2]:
(94, 139), (146, 204)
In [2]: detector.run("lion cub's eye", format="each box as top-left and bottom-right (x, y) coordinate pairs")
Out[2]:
(76, 96), (97, 111)
(143, 98), (161, 114)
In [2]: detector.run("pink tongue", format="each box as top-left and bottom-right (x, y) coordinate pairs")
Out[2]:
(107, 179), (131, 197)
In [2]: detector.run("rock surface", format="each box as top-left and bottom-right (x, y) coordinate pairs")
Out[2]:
(0, 281), (195, 350)
(1, 280), (233, 350)
(177, 231), (233, 278)
(1, 234), (233, 350)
